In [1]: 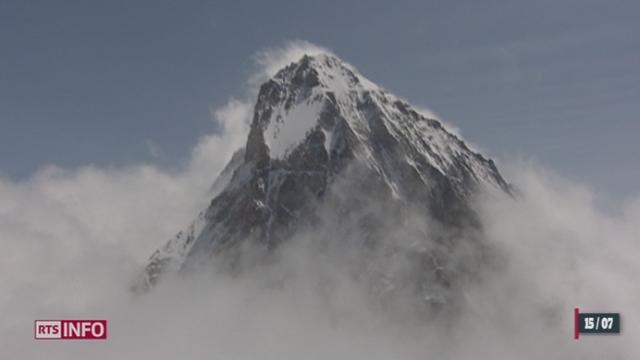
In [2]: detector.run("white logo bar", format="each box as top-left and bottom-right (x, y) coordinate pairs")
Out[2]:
(34, 320), (62, 339)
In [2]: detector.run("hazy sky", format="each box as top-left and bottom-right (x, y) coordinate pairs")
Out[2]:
(1, 0), (638, 206)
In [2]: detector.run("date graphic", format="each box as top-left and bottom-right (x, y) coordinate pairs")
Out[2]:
(574, 308), (620, 339)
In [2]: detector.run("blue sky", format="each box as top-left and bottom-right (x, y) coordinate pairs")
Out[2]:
(1, 0), (638, 205)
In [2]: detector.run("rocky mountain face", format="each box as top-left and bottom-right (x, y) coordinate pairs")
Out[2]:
(141, 54), (510, 309)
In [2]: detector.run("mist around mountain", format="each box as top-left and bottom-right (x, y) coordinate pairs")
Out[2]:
(1, 42), (638, 359)
(141, 52), (512, 314)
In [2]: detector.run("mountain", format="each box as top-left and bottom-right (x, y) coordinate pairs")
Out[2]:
(140, 53), (511, 308)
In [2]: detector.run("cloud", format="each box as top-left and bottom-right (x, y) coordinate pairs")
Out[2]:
(145, 140), (163, 158)
(187, 99), (252, 191)
(460, 163), (640, 358)
(0, 42), (638, 359)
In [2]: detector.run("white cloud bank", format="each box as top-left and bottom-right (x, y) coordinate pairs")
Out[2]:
(1, 42), (638, 359)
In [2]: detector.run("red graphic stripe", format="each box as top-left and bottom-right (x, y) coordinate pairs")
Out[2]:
(574, 307), (580, 340)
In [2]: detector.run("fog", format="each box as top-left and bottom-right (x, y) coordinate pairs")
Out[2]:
(1, 43), (638, 359)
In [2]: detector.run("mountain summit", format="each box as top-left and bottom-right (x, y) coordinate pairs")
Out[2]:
(141, 53), (510, 307)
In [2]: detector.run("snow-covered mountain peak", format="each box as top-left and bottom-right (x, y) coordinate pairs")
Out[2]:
(272, 53), (379, 97)
(140, 52), (511, 296)
(249, 53), (381, 160)
(247, 52), (508, 195)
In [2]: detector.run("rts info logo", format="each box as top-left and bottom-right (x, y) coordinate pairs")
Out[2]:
(34, 320), (107, 340)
